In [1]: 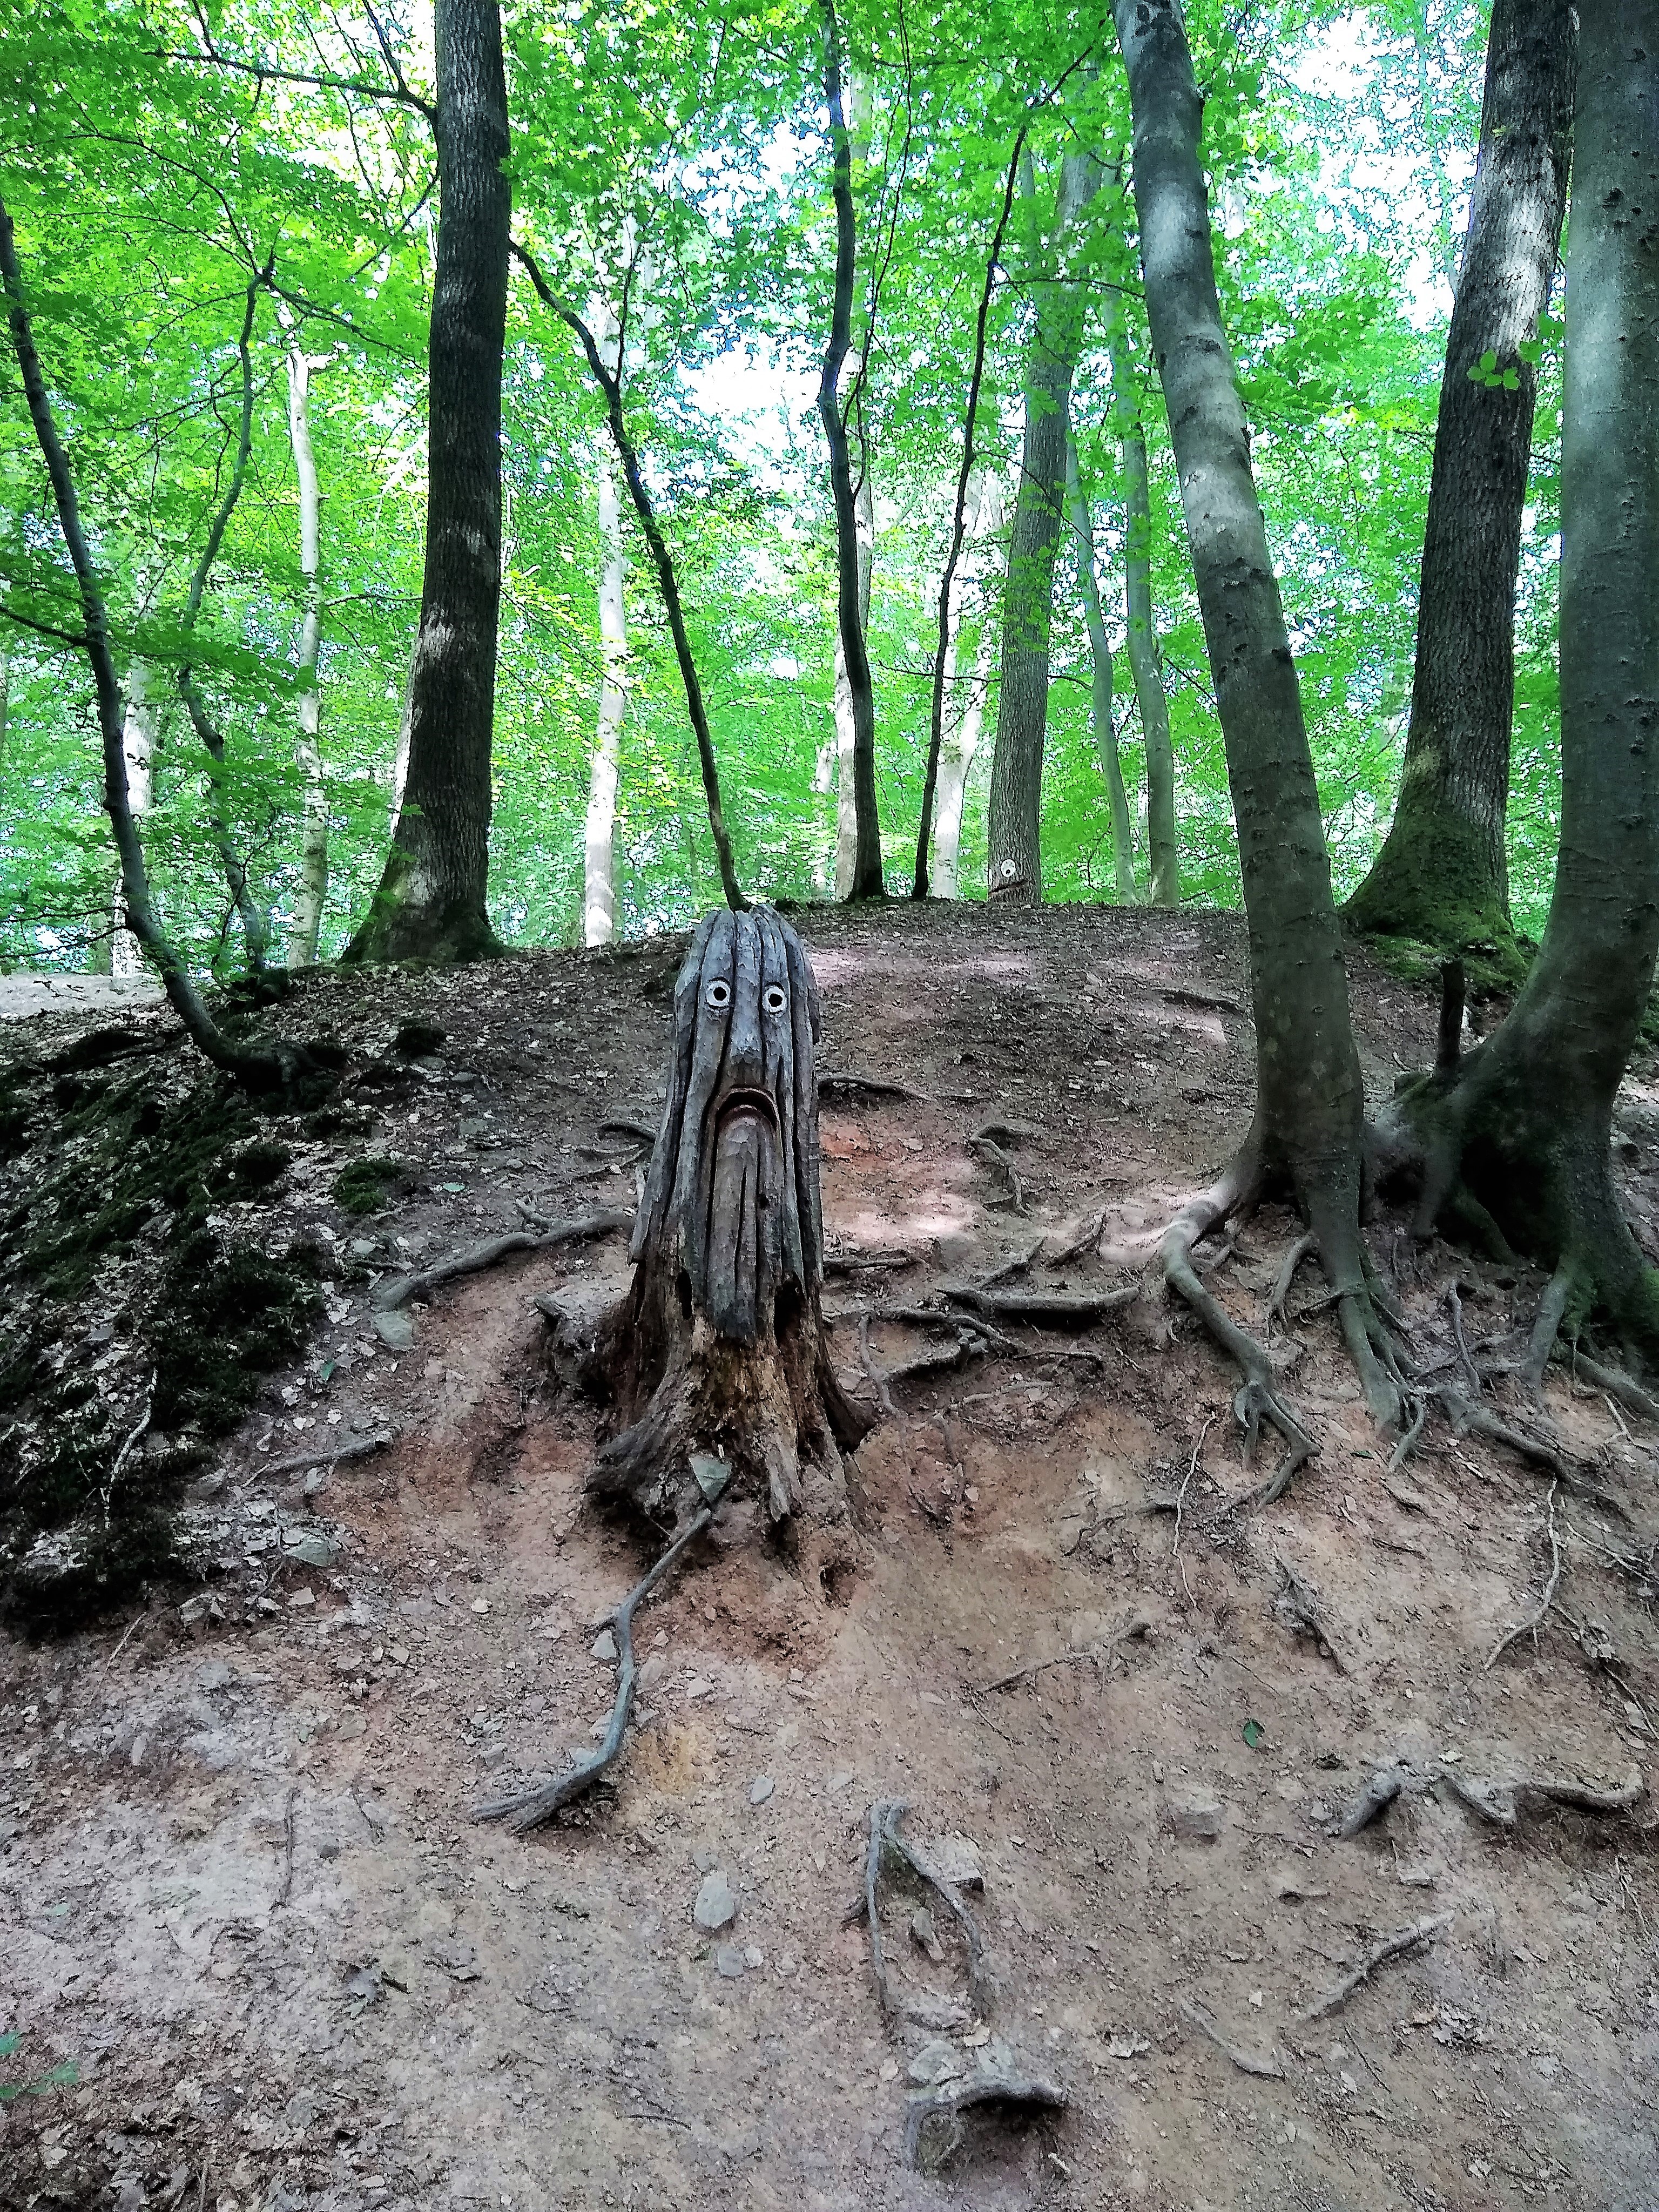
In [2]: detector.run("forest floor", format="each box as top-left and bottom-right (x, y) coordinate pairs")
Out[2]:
(2, 901), (1657, 2212)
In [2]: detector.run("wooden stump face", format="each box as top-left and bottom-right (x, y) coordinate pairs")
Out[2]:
(583, 907), (871, 1538)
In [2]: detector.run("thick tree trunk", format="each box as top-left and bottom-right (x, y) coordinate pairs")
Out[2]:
(986, 149), (1102, 901)
(0, 192), (312, 1091)
(555, 908), (871, 1552)
(1115, 0), (1397, 1424)
(933, 473), (1003, 901)
(1345, 0), (1574, 962)
(1065, 430), (1135, 900)
(585, 438), (628, 947)
(346, 0), (508, 965)
(1386, 1), (1659, 1359)
(287, 347), (329, 966)
(817, 0), (883, 901)
(1104, 290), (1178, 905)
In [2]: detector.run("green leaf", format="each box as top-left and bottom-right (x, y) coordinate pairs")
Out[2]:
(1502, 368), (1520, 390)
(1242, 1718), (1265, 1749)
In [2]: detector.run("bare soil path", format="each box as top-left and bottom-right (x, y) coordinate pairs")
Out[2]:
(3, 904), (1656, 2211)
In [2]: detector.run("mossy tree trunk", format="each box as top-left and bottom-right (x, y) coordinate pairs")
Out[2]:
(1345, 0), (1574, 966)
(346, 0), (508, 966)
(1386, 1), (1659, 1361)
(1115, 0), (1398, 1423)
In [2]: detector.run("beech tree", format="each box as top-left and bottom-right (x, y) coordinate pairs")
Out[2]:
(1346, 0), (1575, 968)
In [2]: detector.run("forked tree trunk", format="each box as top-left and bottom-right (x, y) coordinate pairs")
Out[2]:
(818, 0), (883, 901)
(986, 147), (1103, 900)
(1345, 0), (1574, 963)
(346, 0), (508, 965)
(1104, 288), (1178, 905)
(559, 907), (871, 1555)
(1387, 0), (1659, 1360)
(1115, 0), (1398, 1426)
(1065, 429), (1135, 900)
(287, 346), (329, 966)
(585, 441), (628, 947)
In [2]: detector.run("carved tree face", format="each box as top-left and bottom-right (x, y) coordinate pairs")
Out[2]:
(632, 907), (822, 1344)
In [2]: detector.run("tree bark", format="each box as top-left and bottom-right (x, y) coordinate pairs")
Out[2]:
(345, 0), (509, 965)
(1104, 287), (1178, 905)
(1384, 0), (1659, 1359)
(110, 665), (158, 979)
(933, 473), (1003, 901)
(0, 192), (312, 1091)
(287, 346), (329, 966)
(585, 405), (628, 947)
(986, 148), (1103, 901)
(1065, 429), (1135, 900)
(1345, 0), (1574, 963)
(817, 0), (882, 901)
(1115, 0), (1397, 1424)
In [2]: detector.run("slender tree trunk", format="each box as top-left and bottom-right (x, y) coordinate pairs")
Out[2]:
(817, 0), (882, 900)
(110, 666), (158, 979)
(1387, 0), (1659, 1359)
(1115, 0), (1399, 1427)
(1104, 289), (1178, 905)
(933, 471), (1004, 901)
(1346, 0), (1574, 964)
(287, 346), (329, 965)
(0, 192), (308, 1089)
(585, 417), (628, 947)
(1065, 429), (1135, 900)
(986, 147), (1103, 900)
(346, 0), (509, 964)
(832, 455), (874, 898)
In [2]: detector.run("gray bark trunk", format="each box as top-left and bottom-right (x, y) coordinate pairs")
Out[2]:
(585, 417), (628, 948)
(347, 0), (509, 963)
(986, 148), (1103, 900)
(933, 471), (1004, 901)
(1065, 430), (1135, 900)
(832, 429), (874, 899)
(1346, 0), (1575, 960)
(1114, 0), (1365, 1266)
(1103, 289), (1178, 905)
(287, 346), (329, 965)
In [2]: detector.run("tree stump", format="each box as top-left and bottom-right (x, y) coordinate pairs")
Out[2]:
(567, 906), (872, 1548)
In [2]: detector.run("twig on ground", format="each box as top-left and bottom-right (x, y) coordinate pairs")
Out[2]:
(1047, 1210), (1107, 1266)
(979, 1236), (1046, 1290)
(597, 1117), (658, 1150)
(1446, 1280), (1482, 1393)
(474, 1509), (712, 1832)
(101, 1369), (156, 1525)
(351, 1785), (386, 1841)
(1172, 1418), (1212, 1598)
(375, 1208), (633, 1311)
(819, 1070), (932, 1105)
(978, 1610), (1152, 1693)
(857, 1797), (993, 2031)
(1300, 1913), (1452, 2021)
(103, 1607), (155, 1670)
(1486, 1483), (1564, 1669)
(1272, 1554), (1350, 1675)
(255, 1431), (393, 1480)
(275, 1786), (297, 1907)
(1178, 1997), (1285, 2079)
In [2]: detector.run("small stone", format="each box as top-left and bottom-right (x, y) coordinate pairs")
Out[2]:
(694, 1869), (737, 1931)
(742, 1944), (764, 1969)
(749, 1775), (774, 1806)
(826, 1770), (854, 1797)
(685, 1676), (713, 1700)
(373, 1311), (415, 1352)
(715, 1944), (745, 1978)
(910, 1907), (944, 1963)
(693, 1847), (717, 1874)
(1166, 1798), (1224, 1843)
(591, 1629), (618, 1662)
(287, 1589), (316, 1610)
(282, 1529), (341, 1568)
(921, 1832), (983, 1890)
(690, 1453), (731, 1503)
(470, 1597), (490, 1615)
(878, 2057), (899, 2082)
(196, 1658), (233, 1691)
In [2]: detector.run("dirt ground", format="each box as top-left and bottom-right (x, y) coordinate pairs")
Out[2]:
(3, 901), (1657, 2212)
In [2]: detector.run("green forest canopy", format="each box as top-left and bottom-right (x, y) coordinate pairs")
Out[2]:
(0, 0), (1561, 969)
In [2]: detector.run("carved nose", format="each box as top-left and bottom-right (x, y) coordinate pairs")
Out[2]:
(724, 993), (765, 1091)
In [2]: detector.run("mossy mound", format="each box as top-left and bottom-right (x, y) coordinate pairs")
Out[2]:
(332, 1154), (406, 1215)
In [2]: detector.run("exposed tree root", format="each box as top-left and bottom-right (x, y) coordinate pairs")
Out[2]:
(376, 1208), (633, 1312)
(1300, 1913), (1452, 2021)
(979, 1236), (1045, 1290)
(1178, 1998), (1285, 2080)
(942, 1281), (1136, 1328)
(1271, 1554), (1350, 1674)
(1433, 1382), (1627, 1515)
(855, 1798), (994, 2032)
(968, 1133), (1026, 1213)
(819, 1070), (932, 1105)
(1556, 1346), (1659, 1426)
(1332, 1758), (1646, 1838)
(1047, 1210), (1108, 1265)
(978, 1609), (1153, 1693)
(1485, 1483), (1563, 1669)
(822, 1246), (920, 1276)
(1266, 1232), (1317, 1330)
(253, 1431), (393, 1481)
(902, 2051), (1066, 2175)
(473, 1508), (712, 1832)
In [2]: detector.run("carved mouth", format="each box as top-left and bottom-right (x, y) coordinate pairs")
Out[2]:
(715, 1086), (781, 1135)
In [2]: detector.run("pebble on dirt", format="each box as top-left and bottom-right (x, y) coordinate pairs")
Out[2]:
(694, 1869), (737, 1930)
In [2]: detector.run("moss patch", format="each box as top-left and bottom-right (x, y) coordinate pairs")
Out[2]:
(333, 1155), (405, 1215)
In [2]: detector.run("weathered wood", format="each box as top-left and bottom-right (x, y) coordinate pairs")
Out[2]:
(565, 907), (873, 1547)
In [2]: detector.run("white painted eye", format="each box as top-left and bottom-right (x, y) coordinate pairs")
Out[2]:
(705, 977), (731, 1010)
(763, 983), (787, 1015)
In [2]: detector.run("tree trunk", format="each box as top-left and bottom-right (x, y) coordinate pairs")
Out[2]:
(1065, 429), (1135, 901)
(1104, 288), (1178, 906)
(555, 907), (872, 1557)
(287, 346), (329, 966)
(1345, 0), (1574, 965)
(585, 429), (628, 947)
(817, 0), (882, 901)
(986, 148), (1103, 901)
(832, 452), (874, 899)
(1115, 0), (1398, 1426)
(110, 666), (158, 979)
(345, 0), (509, 965)
(933, 473), (1003, 901)
(1385, 0), (1659, 1360)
